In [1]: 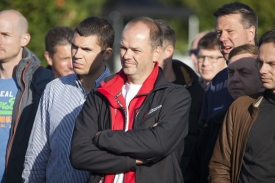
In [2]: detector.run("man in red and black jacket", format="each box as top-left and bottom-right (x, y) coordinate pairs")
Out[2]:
(70, 17), (191, 183)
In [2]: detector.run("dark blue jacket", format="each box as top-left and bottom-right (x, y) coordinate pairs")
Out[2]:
(198, 68), (233, 130)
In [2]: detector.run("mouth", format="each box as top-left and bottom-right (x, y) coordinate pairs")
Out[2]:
(122, 61), (136, 67)
(261, 78), (271, 82)
(73, 62), (83, 68)
(220, 45), (233, 54)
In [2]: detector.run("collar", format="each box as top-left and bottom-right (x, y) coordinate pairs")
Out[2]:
(98, 63), (159, 108)
(75, 65), (111, 97)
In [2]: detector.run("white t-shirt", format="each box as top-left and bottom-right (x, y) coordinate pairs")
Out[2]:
(113, 82), (142, 183)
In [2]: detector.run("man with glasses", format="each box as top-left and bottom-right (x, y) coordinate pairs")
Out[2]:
(189, 30), (211, 73)
(197, 32), (227, 87)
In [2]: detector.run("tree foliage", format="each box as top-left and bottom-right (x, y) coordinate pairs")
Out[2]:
(0, 0), (106, 66)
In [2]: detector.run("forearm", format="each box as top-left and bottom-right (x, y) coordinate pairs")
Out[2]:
(94, 89), (191, 162)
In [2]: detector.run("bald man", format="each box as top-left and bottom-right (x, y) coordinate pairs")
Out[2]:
(0, 10), (54, 182)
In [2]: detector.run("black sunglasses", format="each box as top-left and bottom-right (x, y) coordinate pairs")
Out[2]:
(188, 49), (198, 56)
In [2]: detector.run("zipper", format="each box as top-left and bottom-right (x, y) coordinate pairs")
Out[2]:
(115, 92), (127, 131)
(5, 61), (31, 180)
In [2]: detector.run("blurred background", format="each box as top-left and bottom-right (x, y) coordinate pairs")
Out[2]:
(1, 0), (274, 73)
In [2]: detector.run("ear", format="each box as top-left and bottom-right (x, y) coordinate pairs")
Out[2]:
(103, 48), (113, 61)
(164, 45), (174, 59)
(248, 26), (256, 44)
(153, 46), (162, 63)
(20, 33), (31, 47)
(44, 51), (53, 66)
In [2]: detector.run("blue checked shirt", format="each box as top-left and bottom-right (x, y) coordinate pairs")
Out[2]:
(22, 66), (111, 183)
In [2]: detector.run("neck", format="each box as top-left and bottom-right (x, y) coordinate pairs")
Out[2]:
(159, 59), (176, 82)
(0, 48), (23, 79)
(78, 64), (105, 93)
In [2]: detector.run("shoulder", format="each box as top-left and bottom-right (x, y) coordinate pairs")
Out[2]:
(172, 59), (200, 83)
(45, 74), (76, 90)
(32, 66), (55, 94)
(209, 68), (228, 84)
(231, 93), (261, 107)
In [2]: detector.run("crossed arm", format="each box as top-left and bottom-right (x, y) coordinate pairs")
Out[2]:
(70, 87), (191, 174)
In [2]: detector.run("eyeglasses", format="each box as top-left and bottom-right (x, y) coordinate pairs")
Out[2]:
(188, 49), (198, 56)
(197, 55), (224, 63)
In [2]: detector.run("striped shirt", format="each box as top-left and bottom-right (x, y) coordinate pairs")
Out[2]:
(22, 66), (111, 183)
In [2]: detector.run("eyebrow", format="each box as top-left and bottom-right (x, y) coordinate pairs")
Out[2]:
(71, 42), (91, 51)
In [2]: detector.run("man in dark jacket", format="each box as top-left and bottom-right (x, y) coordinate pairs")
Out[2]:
(70, 17), (191, 183)
(0, 10), (54, 182)
(154, 19), (204, 177)
(186, 44), (264, 183)
(198, 2), (258, 130)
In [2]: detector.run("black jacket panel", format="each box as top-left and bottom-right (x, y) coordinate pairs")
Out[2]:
(71, 69), (191, 183)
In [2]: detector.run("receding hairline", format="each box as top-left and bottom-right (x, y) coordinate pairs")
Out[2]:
(0, 10), (29, 34)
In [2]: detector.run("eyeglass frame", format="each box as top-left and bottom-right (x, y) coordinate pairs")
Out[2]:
(188, 49), (198, 56)
(196, 55), (224, 63)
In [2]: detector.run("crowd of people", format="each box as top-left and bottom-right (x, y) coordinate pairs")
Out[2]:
(0, 1), (275, 183)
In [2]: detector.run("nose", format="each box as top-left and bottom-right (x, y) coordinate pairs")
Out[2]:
(259, 63), (268, 75)
(121, 49), (131, 60)
(230, 72), (240, 83)
(219, 31), (228, 42)
(202, 57), (211, 66)
(72, 47), (81, 59)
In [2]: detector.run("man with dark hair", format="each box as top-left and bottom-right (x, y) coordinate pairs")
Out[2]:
(0, 10), (54, 182)
(209, 29), (275, 183)
(70, 17), (191, 183)
(22, 16), (113, 182)
(198, 2), (257, 129)
(155, 19), (204, 177)
(186, 44), (264, 183)
(44, 26), (74, 78)
(197, 31), (227, 87)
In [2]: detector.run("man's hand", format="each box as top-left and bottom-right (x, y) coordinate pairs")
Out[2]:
(136, 159), (149, 165)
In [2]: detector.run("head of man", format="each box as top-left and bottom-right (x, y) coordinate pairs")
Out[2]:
(258, 29), (275, 92)
(72, 16), (114, 80)
(44, 26), (74, 78)
(213, 2), (257, 60)
(197, 32), (227, 85)
(189, 31), (210, 72)
(0, 10), (30, 65)
(154, 19), (175, 68)
(120, 17), (162, 84)
(227, 44), (263, 100)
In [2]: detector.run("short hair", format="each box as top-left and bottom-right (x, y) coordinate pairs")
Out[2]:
(228, 44), (258, 60)
(45, 26), (73, 55)
(154, 19), (176, 47)
(213, 2), (258, 43)
(125, 17), (163, 50)
(74, 16), (115, 50)
(197, 31), (219, 51)
(258, 29), (275, 47)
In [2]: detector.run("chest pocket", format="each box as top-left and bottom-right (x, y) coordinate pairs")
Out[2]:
(136, 105), (162, 128)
